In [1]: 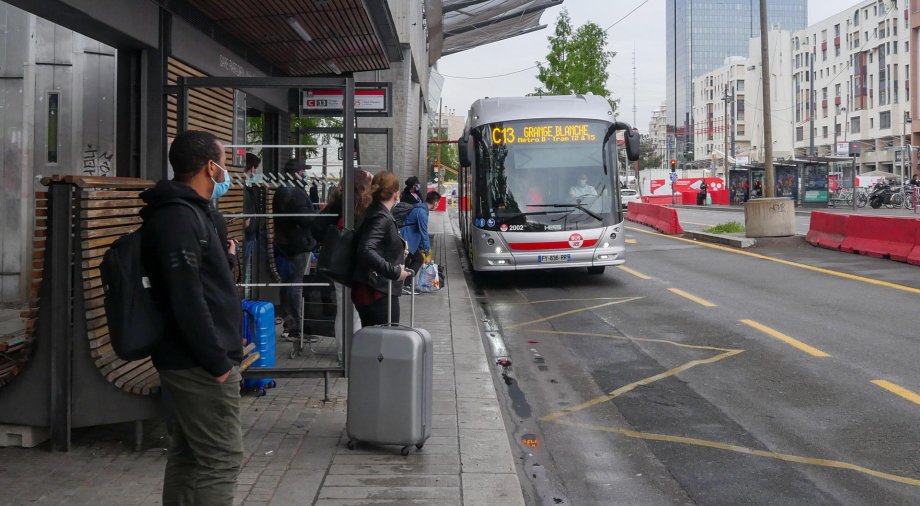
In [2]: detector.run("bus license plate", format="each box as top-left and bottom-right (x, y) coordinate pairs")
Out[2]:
(538, 254), (571, 263)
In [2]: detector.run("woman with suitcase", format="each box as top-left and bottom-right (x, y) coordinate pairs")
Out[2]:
(352, 171), (413, 326)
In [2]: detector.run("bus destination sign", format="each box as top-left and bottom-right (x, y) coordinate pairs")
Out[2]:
(491, 124), (597, 145)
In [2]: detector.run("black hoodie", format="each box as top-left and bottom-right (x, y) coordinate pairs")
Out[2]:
(139, 180), (242, 376)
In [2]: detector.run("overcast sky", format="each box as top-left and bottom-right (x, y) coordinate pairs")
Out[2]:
(436, 0), (864, 130)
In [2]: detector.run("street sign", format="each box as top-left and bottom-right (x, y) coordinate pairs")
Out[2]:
(303, 88), (387, 112)
(669, 172), (678, 182)
(835, 141), (849, 156)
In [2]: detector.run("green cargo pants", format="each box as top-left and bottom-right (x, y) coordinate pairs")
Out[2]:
(159, 366), (243, 506)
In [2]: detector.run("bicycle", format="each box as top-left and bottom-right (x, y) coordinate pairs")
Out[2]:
(855, 187), (868, 208)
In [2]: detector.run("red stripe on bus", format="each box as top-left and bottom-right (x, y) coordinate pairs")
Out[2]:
(508, 239), (598, 251)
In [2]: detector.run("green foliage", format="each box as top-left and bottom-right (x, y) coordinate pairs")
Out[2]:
(246, 114), (343, 159)
(640, 134), (663, 171)
(703, 221), (746, 234)
(427, 124), (459, 182)
(534, 8), (617, 112)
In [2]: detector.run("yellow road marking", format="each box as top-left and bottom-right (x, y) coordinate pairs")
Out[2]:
(552, 420), (920, 487)
(740, 319), (830, 357)
(668, 288), (717, 307)
(504, 297), (637, 305)
(541, 349), (743, 422)
(529, 329), (738, 353)
(872, 380), (920, 407)
(625, 239), (638, 244)
(617, 265), (651, 280)
(504, 297), (643, 330)
(626, 226), (920, 296)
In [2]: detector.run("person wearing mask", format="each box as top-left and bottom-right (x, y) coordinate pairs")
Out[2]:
(315, 169), (373, 363)
(139, 130), (243, 505)
(400, 191), (441, 295)
(272, 159), (316, 341)
(243, 153), (262, 288)
(400, 176), (422, 204)
(353, 171), (412, 326)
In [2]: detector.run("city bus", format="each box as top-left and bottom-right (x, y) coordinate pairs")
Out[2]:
(457, 95), (640, 273)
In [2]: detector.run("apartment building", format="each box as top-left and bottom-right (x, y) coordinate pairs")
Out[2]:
(647, 103), (669, 169)
(792, 0), (911, 175)
(692, 30), (795, 168)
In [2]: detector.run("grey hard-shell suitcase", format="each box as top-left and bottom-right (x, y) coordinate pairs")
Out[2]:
(346, 282), (433, 455)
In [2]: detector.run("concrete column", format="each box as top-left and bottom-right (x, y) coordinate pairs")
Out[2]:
(744, 198), (796, 237)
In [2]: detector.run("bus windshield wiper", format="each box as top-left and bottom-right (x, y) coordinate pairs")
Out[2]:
(502, 209), (570, 218)
(528, 203), (603, 221)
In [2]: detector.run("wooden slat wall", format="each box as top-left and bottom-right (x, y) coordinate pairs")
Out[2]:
(167, 57), (245, 282)
(0, 193), (46, 388)
(78, 187), (161, 395)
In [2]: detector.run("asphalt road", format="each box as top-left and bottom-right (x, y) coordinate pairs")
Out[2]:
(460, 222), (920, 505)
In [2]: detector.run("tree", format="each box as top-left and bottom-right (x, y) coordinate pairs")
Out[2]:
(639, 135), (663, 171)
(427, 123), (459, 183)
(534, 9), (617, 113)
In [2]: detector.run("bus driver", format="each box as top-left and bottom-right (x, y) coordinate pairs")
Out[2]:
(569, 173), (598, 201)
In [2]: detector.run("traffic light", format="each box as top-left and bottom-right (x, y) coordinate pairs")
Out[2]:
(670, 159), (676, 172)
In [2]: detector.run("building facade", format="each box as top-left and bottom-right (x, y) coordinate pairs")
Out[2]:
(647, 103), (669, 169)
(692, 31), (795, 168)
(667, 0), (807, 169)
(792, 0), (911, 175)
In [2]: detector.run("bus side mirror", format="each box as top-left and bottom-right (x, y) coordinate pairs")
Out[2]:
(458, 136), (470, 167)
(625, 128), (640, 162)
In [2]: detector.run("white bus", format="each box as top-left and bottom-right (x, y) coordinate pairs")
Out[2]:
(457, 95), (640, 273)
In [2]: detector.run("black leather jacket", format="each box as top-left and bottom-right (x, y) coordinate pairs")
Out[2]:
(353, 201), (406, 293)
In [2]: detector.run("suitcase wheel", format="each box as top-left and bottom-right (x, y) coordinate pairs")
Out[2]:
(400, 446), (411, 456)
(268, 380), (277, 388)
(346, 440), (357, 450)
(256, 387), (267, 397)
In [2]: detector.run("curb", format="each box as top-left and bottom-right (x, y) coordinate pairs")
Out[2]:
(669, 204), (814, 217)
(684, 231), (757, 248)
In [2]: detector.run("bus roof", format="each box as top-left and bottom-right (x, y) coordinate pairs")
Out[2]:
(466, 95), (614, 130)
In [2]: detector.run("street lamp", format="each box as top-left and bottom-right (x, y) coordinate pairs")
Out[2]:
(902, 111), (911, 185)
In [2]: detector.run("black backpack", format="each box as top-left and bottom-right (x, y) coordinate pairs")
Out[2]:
(100, 200), (209, 361)
(316, 225), (356, 286)
(392, 202), (414, 229)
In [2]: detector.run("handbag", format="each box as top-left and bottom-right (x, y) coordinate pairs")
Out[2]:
(316, 224), (356, 286)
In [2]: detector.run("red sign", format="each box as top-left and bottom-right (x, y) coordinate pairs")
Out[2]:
(568, 233), (585, 249)
(303, 89), (386, 111)
(649, 177), (724, 196)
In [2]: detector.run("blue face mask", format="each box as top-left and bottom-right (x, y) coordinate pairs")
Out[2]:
(211, 163), (231, 200)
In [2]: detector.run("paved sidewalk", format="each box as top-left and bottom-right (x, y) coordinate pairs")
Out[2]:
(0, 211), (524, 505)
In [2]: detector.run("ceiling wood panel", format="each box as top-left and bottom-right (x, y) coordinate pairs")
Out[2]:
(187, 0), (389, 76)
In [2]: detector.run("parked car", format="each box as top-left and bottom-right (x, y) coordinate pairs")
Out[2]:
(620, 188), (641, 209)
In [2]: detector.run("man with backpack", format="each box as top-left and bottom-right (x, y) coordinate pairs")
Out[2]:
(397, 191), (441, 295)
(272, 159), (316, 340)
(139, 130), (243, 505)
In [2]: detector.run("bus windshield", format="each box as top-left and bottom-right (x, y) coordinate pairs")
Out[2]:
(474, 119), (616, 232)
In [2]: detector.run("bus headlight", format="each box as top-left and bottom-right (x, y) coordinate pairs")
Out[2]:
(495, 247), (503, 254)
(603, 242), (610, 248)
(487, 238), (495, 246)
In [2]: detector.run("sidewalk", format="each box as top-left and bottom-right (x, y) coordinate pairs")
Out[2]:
(0, 211), (524, 505)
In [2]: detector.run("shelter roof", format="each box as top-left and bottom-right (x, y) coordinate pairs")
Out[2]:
(435, 0), (562, 57)
(186, 0), (401, 76)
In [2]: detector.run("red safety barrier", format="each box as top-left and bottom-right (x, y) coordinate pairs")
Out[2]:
(626, 201), (684, 235)
(839, 215), (919, 262)
(641, 195), (675, 205)
(805, 212), (849, 250)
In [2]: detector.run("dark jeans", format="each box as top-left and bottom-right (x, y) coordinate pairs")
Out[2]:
(279, 251), (308, 337)
(159, 366), (243, 506)
(405, 250), (425, 289)
(356, 295), (399, 327)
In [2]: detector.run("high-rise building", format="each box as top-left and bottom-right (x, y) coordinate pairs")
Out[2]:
(666, 0), (807, 167)
(794, 0), (911, 177)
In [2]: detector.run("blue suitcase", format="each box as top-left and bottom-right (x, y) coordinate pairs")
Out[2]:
(242, 300), (276, 395)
